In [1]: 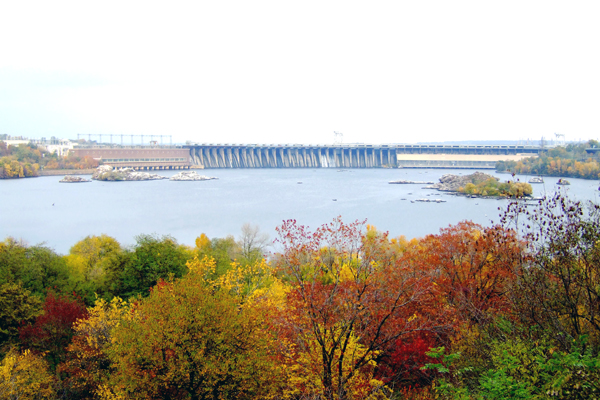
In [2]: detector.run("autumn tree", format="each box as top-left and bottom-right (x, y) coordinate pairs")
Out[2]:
(60, 297), (133, 399)
(0, 349), (56, 399)
(19, 291), (88, 370)
(429, 194), (600, 398)
(104, 273), (283, 400)
(273, 217), (449, 400)
(412, 221), (523, 325)
(65, 235), (122, 303)
(375, 331), (440, 390)
(502, 193), (600, 350)
(186, 254), (278, 303)
(194, 233), (244, 278)
(194, 233), (212, 254)
(0, 143), (42, 178)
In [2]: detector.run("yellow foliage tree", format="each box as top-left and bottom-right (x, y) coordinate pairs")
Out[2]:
(194, 233), (211, 251)
(0, 349), (55, 399)
(102, 274), (284, 399)
(282, 324), (389, 400)
(62, 297), (134, 398)
(186, 255), (288, 308)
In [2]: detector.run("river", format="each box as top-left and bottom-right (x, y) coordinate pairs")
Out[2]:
(1, 168), (598, 254)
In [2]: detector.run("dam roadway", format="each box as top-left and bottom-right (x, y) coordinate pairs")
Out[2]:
(186, 143), (542, 169)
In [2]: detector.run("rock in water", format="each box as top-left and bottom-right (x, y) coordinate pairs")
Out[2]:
(92, 165), (168, 181)
(91, 165), (113, 180)
(428, 171), (498, 192)
(389, 180), (434, 184)
(59, 176), (91, 183)
(169, 171), (218, 181)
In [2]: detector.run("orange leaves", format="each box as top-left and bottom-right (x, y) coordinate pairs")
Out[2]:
(411, 221), (523, 325)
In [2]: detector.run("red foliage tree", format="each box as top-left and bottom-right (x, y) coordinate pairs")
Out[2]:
(273, 217), (453, 399)
(19, 291), (88, 369)
(375, 331), (440, 389)
(412, 221), (523, 325)
(368, 222), (524, 390)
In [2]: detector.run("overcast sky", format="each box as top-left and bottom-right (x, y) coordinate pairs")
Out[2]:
(1, 1), (599, 145)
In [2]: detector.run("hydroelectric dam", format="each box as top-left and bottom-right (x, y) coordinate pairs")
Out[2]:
(186, 143), (541, 169)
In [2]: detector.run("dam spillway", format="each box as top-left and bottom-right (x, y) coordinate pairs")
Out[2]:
(186, 144), (541, 169)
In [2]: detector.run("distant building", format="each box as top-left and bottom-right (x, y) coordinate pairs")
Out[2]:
(1, 136), (77, 157)
(38, 138), (76, 157)
(395, 153), (535, 169)
(2, 139), (31, 146)
(71, 146), (191, 170)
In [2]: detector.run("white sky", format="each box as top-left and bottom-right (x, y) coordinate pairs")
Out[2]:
(1, 1), (599, 145)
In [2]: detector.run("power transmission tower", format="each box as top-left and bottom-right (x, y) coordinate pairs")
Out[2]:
(334, 131), (343, 145)
(75, 134), (173, 146)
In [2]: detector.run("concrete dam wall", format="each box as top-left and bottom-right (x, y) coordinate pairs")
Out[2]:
(186, 144), (541, 169)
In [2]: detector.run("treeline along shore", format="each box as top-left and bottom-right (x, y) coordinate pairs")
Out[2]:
(0, 141), (98, 179)
(2, 192), (600, 399)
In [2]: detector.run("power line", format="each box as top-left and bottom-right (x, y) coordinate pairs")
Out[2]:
(76, 134), (173, 146)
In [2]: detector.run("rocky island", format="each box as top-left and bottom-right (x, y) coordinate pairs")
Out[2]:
(169, 171), (218, 181)
(92, 165), (168, 181)
(427, 172), (495, 191)
(59, 176), (91, 183)
(427, 171), (533, 198)
(389, 180), (434, 184)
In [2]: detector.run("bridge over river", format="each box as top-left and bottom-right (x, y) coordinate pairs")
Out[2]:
(186, 143), (542, 169)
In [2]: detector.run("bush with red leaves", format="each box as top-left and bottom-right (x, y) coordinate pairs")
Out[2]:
(376, 332), (440, 389)
(19, 290), (88, 369)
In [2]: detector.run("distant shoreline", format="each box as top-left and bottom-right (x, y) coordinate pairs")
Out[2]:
(38, 169), (96, 176)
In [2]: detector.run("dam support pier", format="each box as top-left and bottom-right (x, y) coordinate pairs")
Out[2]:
(187, 144), (541, 169)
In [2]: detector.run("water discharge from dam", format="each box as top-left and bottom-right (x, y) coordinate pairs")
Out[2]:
(187, 144), (542, 169)
(190, 145), (392, 168)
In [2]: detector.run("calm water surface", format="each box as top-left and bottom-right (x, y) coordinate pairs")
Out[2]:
(1, 168), (599, 254)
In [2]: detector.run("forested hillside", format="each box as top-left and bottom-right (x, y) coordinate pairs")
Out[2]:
(497, 140), (600, 179)
(1, 195), (599, 399)
(0, 142), (98, 179)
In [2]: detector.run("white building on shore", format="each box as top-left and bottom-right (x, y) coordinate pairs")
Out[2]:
(1, 136), (77, 157)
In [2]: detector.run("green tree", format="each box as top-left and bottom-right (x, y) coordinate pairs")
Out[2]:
(426, 327), (600, 400)
(65, 235), (122, 304)
(194, 234), (241, 279)
(111, 234), (190, 299)
(0, 239), (71, 299)
(0, 283), (42, 355)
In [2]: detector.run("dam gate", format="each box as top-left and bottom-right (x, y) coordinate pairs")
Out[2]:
(186, 144), (541, 169)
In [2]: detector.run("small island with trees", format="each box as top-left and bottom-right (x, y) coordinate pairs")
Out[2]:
(428, 171), (533, 198)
